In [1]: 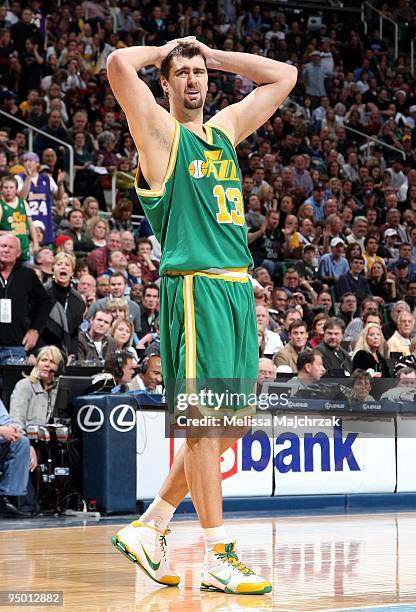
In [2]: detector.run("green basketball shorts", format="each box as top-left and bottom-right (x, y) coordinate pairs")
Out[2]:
(159, 268), (258, 415)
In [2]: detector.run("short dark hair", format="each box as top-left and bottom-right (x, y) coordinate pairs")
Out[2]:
(110, 272), (126, 283)
(340, 292), (356, 303)
(363, 308), (382, 324)
(137, 237), (152, 249)
(104, 349), (133, 379)
(92, 308), (113, 321)
(361, 296), (379, 313)
(160, 43), (207, 79)
(143, 282), (159, 296)
(289, 319), (307, 333)
(364, 235), (378, 246)
(284, 267), (298, 276)
(297, 349), (320, 372)
(324, 316), (345, 332)
(68, 208), (83, 220)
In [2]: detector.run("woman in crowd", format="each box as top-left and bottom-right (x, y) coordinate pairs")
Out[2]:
(105, 298), (129, 321)
(74, 257), (91, 281)
(346, 242), (362, 262)
(327, 177), (343, 202)
(110, 318), (139, 361)
(298, 203), (315, 222)
(87, 217), (109, 248)
(9, 346), (64, 471)
(108, 198), (134, 232)
(309, 312), (329, 348)
(115, 157), (135, 194)
(258, 324), (266, 357)
(352, 323), (390, 377)
(406, 184), (416, 211)
(119, 133), (138, 166)
(367, 261), (397, 302)
(82, 196), (100, 221)
(41, 252), (85, 360)
(91, 119), (104, 150)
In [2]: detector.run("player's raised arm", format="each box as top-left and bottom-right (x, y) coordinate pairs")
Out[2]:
(107, 39), (195, 189)
(200, 45), (298, 146)
(107, 43), (174, 144)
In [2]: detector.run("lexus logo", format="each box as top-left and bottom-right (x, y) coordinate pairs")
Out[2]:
(110, 405), (136, 432)
(77, 405), (105, 433)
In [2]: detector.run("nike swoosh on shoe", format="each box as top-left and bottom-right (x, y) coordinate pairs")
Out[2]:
(141, 544), (161, 571)
(208, 571), (232, 586)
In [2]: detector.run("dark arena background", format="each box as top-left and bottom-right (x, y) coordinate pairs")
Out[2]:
(1, 0), (416, 610)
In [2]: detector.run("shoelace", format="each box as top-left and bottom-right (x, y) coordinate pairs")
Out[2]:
(158, 528), (170, 561)
(216, 542), (254, 576)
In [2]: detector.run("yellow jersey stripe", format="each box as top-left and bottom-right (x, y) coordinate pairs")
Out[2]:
(135, 119), (180, 198)
(206, 122), (235, 148)
(203, 123), (214, 145)
(165, 268), (249, 283)
(183, 275), (197, 383)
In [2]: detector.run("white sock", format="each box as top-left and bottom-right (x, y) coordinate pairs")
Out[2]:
(203, 525), (227, 562)
(138, 495), (176, 532)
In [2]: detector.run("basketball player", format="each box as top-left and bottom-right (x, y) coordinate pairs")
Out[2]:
(107, 37), (297, 595)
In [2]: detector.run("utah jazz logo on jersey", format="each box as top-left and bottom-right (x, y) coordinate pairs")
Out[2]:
(188, 149), (239, 181)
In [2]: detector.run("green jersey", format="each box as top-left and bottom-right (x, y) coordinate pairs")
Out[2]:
(0, 197), (30, 260)
(135, 120), (253, 274)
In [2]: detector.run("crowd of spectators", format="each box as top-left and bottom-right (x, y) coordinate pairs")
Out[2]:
(1, 0), (416, 514)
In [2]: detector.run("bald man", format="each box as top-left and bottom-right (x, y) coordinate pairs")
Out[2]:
(0, 234), (51, 363)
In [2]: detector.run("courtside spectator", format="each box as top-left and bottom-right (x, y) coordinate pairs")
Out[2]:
(289, 350), (326, 396)
(387, 311), (415, 356)
(316, 317), (353, 375)
(0, 234), (51, 363)
(77, 309), (115, 363)
(274, 320), (309, 373)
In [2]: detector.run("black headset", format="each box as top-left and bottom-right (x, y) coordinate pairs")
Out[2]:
(137, 353), (160, 374)
(114, 351), (125, 380)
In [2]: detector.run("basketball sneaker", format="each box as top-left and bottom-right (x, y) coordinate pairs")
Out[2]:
(200, 542), (272, 595)
(111, 520), (180, 586)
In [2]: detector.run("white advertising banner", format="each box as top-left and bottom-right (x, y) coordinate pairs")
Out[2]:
(136, 411), (397, 499)
(396, 416), (416, 493)
(273, 415), (396, 495)
(136, 410), (170, 499)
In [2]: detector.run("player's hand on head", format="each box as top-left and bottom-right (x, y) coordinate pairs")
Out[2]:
(156, 37), (196, 68)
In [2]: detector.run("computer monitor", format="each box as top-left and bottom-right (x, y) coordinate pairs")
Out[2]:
(54, 375), (94, 418)
(259, 381), (293, 409)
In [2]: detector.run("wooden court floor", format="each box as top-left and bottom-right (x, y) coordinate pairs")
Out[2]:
(1, 512), (416, 611)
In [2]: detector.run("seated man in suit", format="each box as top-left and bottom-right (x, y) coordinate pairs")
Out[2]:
(128, 354), (163, 393)
(274, 320), (309, 373)
(316, 317), (353, 375)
